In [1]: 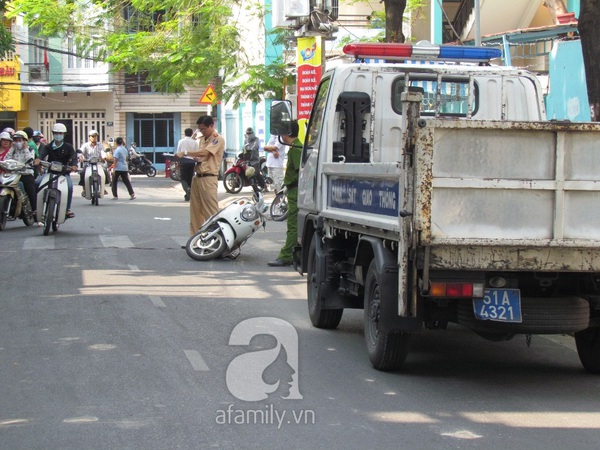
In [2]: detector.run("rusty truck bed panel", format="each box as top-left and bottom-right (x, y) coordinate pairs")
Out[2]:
(415, 120), (600, 256)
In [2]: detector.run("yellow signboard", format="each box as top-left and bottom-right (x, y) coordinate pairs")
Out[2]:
(0, 59), (22, 111)
(199, 84), (218, 104)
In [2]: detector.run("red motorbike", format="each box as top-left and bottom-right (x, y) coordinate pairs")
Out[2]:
(223, 155), (270, 194)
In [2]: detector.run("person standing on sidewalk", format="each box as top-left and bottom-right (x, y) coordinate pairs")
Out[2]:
(111, 137), (136, 200)
(176, 128), (198, 201)
(263, 133), (286, 192)
(268, 121), (301, 267)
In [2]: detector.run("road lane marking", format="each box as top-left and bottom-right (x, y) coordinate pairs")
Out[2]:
(99, 235), (134, 248)
(184, 350), (209, 371)
(63, 416), (99, 424)
(149, 296), (166, 308)
(24, 236), (55, 250)
(128, 265), (140, 271)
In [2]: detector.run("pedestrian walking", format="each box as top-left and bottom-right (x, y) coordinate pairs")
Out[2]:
(177, 115), (225, 235)
(111, 137), (136, 200)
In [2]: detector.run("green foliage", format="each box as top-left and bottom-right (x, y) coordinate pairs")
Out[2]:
(6, 0), (285, 102)
(222, 59), (289, 108)
(0, 22), (14, 58)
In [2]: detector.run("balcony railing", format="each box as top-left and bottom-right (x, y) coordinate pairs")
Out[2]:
(27, 63), (49, 82)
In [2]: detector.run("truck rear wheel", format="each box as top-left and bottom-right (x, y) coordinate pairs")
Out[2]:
(364, 261), (410, 371)
(307, 236), (343, 329)
(575, 326), (600, 374)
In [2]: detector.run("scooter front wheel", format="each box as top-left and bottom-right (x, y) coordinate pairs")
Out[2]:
(146, 166), (157, 177)
(43, 196), (55, 236)
(223, 172), (243, 194)
(91, 179), (99, 206)
(186, 223), (228, 261)
(270, 191), (288, 222)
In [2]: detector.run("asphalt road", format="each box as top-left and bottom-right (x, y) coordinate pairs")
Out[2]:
(1, 174), (599, 449)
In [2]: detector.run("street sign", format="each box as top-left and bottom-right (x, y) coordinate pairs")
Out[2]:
(199, 85), (218, 104)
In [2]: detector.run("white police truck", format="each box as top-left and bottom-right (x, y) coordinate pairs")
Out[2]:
(271, 42), (600, 373)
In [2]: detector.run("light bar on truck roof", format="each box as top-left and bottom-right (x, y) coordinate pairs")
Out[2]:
(342, 42), (502, 63)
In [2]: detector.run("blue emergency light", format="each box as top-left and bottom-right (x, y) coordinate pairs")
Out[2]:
(343, 42), (502, 63)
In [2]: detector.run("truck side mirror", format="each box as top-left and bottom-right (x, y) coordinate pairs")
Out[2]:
(270, 100), (294, 136)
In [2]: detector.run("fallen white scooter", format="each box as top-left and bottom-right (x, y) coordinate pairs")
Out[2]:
(82, 156), (106, 205)
(185, 170), (267, 261)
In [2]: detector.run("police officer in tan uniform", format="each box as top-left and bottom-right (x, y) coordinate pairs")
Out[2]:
(177, 115), (225, 234)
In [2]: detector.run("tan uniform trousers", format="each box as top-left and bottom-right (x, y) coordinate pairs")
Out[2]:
(189, 174), (219, 235)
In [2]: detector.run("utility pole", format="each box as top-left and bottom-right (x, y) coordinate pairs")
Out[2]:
(474, 0), (481, 46)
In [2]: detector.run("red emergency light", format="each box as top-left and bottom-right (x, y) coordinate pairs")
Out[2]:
(343, 42), (502, 62)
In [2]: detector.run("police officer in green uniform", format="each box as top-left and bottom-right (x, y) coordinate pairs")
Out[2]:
(269, 121), (301, 267)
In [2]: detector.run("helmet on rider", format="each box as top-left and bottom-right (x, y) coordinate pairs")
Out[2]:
(52, 123), (67, 134)
(12, 131), (28, 150)
(13, 130), (28, 140)
(0, 131), (13, 142)
(2, 127), (15, 137)
(88, 129), (99, 137)
(52, 123), (67, 143)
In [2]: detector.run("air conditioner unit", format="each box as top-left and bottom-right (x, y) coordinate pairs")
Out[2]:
(283, 0), (310, 18)
(30, 67), (42, 80)
(324, 0), (339, 21)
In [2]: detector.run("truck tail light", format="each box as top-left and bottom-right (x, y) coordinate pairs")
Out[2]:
(342, 42), (502, 63)
(429, 282), (484, 298)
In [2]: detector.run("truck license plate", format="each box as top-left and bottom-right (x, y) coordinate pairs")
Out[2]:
(473, 289), (522, 323)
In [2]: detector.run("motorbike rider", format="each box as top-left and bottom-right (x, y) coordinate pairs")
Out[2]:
(2, 127), (15, 139)
(243, 128), (266, 190)
(0, 131), (12, 162)
(5, 130), (37, 214)
(32, 131), (44, 151)
(78, 129), (110, 196)
(34, 123), (78, 219)
(128, 142), (142, 168)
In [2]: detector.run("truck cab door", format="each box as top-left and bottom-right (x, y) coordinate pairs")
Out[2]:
(298, 77), (332, 214)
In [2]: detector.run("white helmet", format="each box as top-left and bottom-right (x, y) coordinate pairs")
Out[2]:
(88, 129), (99, 136)
(245, 166), (256, 178)
(0, 131), (13, 141)
(13, 130), (28, 140)
(52, 123), (67, 133)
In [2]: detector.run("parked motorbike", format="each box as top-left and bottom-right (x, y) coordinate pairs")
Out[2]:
(186, 172), (267, 261)
(269, 188), (289, 222)
(81, 156), (106, 205)
(37, 160), (73, 236)
(128, 145), (157, 177)
(162, 153), (181, 181)
(0, 159), (35, 230)
(223, 155), (271, 194)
